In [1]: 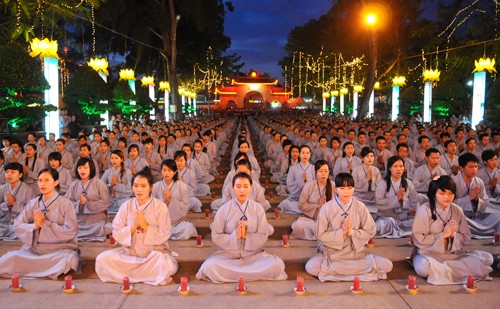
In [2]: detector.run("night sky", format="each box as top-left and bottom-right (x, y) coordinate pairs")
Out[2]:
(224, 0), (332, 81)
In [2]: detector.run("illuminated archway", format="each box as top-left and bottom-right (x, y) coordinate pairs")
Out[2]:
(227, 100), (237, 109)
(243, 91), (264, 109)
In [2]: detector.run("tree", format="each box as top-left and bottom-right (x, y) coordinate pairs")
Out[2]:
(0, 43), (55, 131)
(113, 80), (139, 117)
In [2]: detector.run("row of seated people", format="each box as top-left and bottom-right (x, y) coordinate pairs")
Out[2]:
(0, 169), (493, 287)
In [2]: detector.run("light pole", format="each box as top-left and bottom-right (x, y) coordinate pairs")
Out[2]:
(357, 12), (378, 120)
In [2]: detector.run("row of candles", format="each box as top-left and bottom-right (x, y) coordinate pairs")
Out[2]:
(9, 274), (477, 294)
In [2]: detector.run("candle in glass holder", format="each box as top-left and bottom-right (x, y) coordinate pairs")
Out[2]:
(296, 276), (304, 292)
(237, 277), (245, 292)
(11, 274), (19, 289)
(282, 234), (289, 246)
(467, 275), (475, 289)
(408, 275), (416, 290)
(196, 235), (203, 246)
(353, 276), (361, 291)
(180, 277), (188, 292)
(204, 208), (210, 219)
(65, 275), (73, 290)
(123, 277), (130, 291)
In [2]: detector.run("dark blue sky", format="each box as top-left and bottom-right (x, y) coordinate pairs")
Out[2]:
(224, 0), (442, 82)
(224, 0), (332, 81)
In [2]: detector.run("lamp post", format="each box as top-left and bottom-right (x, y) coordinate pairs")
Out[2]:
(330, 90), (339, 113)
(471, 58), (496, 127)
(159, 81), (170, 122)
(30, 38), (60, 138)
(340, 87), (348, 115)
(141, 76), (156, 120)
(353, 85), (363, 119)
(88, 58), (110, 127)
(422, 69), (440, 123)
(322, 91), (330, 113)
(392, 76), (406, 121)
(119, 69), (136, 105)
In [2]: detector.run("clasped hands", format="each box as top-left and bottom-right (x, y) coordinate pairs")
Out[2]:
(131, 210), (149, 233)
(342, 217), (353, 236)
(443, 219), (457, 239)
(33, 210), (46, 230)
(236, 220), (247, 239)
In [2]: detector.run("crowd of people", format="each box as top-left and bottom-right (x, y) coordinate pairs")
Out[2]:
(0, 109), (498, 287)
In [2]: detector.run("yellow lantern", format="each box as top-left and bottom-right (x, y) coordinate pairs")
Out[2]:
(473, 57), (497, 74)
(331, 90), (339, 97)
(322, 92), (330, 99)
(29, 38), (59, 59)
(374, 81), (380, 90)
(340, 87), (349, 95)
(87, 58), (109, 76)
(141, 75), (155, 87)
(392, 76), (406, 86)
(178, 88), (185, 95)
(353, 85), (364, 93)
(159, 81), (170, 91)
(423, 69), (440, 82)
(119, 69), (135, 81)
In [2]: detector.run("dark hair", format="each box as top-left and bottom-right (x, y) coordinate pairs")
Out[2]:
(396, 143), (409, 151)
(132, 170), (154, 188)
(80, 144), (92, 155)
(235, 158), (252, 171)
(465, 137), (476, 145)
(385, 156), (408, 192)
(111, 149), (126, 182)
(75, 157), (96, 180)
(48, 151), (62, 163)
(56, 138), (66, 145)
(315, 160), (332, 202)
(375, 136), (386, 143)
(11, 140), (25, 153)
(238, 140), (250, 149)
(24, 143), (38, 171)
(341, 142), (354, 157)
(0, 151), (4, 161)
(143, 137), (154, 145)
(427, 175), (456, 220)
(174, 150), (187, 161)
(425, 148), (440, 157)
(234, 152), (249, 166)
(481, 149), (498, 162)
(232, 171), (253, 186)
(287, 145), (300, 173)
(458, 153), (478, 168)
(161, 159), (178, 181)
(444, 140), (457, 148)
(418, 136), (430, 144)
(282, 139), (293, 149)
(5, 162), (24, 181)
(360, 146), (374, 158)
(100, 139), (110, 147)
(128, 144), (140, 154)
(118, 137), (127, 146)
(334, 172), (355, 188)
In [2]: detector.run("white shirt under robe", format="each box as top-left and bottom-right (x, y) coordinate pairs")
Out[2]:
(0, 193), (79, 279)
(152, 180), (197, 240)
(291, 180), (335, 240)
(101, 166), (134, 213)
(452, 172), (500, 238)
(0, 182), (35, 240)
(65, 178), (111, 241)
(305, 197), (393, 282)
(95, 197), (178, 286)
(278, 162), (316, 214)
(412, 202), (493, 285)
(196, 198), (287, 283)
(375, 178), (418, 238)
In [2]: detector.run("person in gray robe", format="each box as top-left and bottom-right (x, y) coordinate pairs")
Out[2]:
(375, 156), (418, 238)
(152, 159), (197, 240)
(0, 169), (80, 279)
(333, 142), (362, 175)
(48, 152), (73, 195)
(452, 153), (500, 238)
(174, 151), (203, 212)
(477, 150), (500, 210)
(124, 144), (149, 175)
(352, 147), (382, 214)
(306, 173), (393, 282)
(143, 138), (163, 182)
(95, 171), (178, 286)
(196, 172), (287, 283)
(0, 163), (36, 240)
(22, 144), (45, 195)
(412, 176), (493, 285)
(413, 148), (447, 204)
(101, 150), (133, 214)
(65, 158), (111, 241)
(182, 143), (215, 185)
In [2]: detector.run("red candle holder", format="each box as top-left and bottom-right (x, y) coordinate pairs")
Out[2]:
(236, 276), (247, 294)
(10, 273), (22, 292)
(464, 275), (476, 293)
(281, 234), (290, 247)
(211, 192), (215, 200)
(122, 277), (132, 294)
(351, 276), (362, 294)
(367, 237), (374, 248)
(63, 275), (75, 294)
(294, 276), (306, 295)
(265, 180), (269, 188)
(196, 235), (203, 247)
(494, 232), (500, 245)
(269, 191), (273, 200)
(406, 275), (418, 294)
(178, 276), (190, 296)
(204, 208), (210, 219)
(274, 208), (280, 220)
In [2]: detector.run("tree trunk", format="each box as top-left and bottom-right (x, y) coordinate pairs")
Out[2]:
(357, 30), (377, 120)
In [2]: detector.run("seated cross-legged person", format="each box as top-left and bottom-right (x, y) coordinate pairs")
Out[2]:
(95, 170), (178, 286)
(0, 169), (80, 279)
(196, 172), (287, 283)
(412, 175), (493, 285)
(305, 173), (393, 282)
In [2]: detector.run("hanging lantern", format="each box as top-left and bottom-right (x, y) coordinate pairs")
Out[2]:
(392, 76), (406, 87)
(141, 75), (155, 87)
(331, 90), (339, 97)
(353, 85), (364, 93)
(178, 87), (185, 95)
(29, 38), (59, 60)
(374, 81), (380, 90)
(423, 70), (440, 82)
(159, 81), (170, 91)
(340, 87), (349, 95)
(87, 58), (109, 76)
(119, 69), (135, 81)
(473, 57), (497, 74)
(322, 92), (330, 99)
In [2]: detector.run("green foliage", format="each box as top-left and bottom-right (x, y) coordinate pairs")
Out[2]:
(113, 80), (140, 116)
(485, 77), (500, 125)
(0, 43), (56, 131)
(400, 86), (422, 116)
(432, 75), (468, 118)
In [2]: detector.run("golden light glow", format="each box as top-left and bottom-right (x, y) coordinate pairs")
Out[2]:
(365, 14), (376, 25)
(340, 87), (349, 95)
(232, 79), (278, 86)
(271, 90), (293, 95)
(29, 38), (59, 59)
(353, 85), (364, 93)
(141, 76), (155, 87)
(322, 92), (330, 99)
(331, 90), (339, 97)
(119, 69), (135, 81)
(392, 76), (406, 86)
(215, 88), (237, 95)
(248, 83), (261, 90)
(423, 69), (440, 82)
(159, 81), (170, 91)
(473, 57), (497, 74)
(374, 81), (380, 90)
(87, 58), (109, 76)
(178, 88), (185, 95)
(251, 71), (257, 77)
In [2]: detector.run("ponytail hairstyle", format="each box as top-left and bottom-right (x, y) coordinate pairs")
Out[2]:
(287, 145), (300, 173)
(233, 151), (249, 166)
(161, 159), (179, 181)
(385, 156), (407, 193)
(315, 159), (332, 202)
(427, 175), (456, 221)
(24, 143), (38, 171)
(111, 149), (125, 182)
(12, 140), (25, 153)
